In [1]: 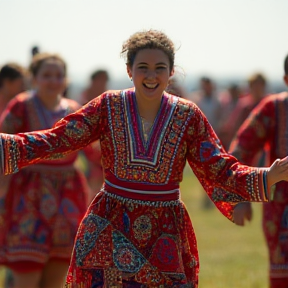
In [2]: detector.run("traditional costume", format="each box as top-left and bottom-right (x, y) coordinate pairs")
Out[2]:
(0, 91), (88, 272)
(0, 89), (269, 286)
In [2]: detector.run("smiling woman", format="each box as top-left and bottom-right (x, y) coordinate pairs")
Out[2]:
(126, 49), (173, 123)
(122, 30), (175, 124)
(0, 29), (288, 288)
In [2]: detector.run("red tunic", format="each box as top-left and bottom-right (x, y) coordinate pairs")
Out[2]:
(0, 92), (88, 270)
(0, 89), (269, 286)
(230, 92), (288, 281)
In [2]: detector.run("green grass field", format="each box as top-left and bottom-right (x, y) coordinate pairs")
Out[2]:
(0, 167), (269, 288)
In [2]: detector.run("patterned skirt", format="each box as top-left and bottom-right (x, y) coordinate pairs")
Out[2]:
(0, 164), (88, 270)
(65, 187), (199, 288)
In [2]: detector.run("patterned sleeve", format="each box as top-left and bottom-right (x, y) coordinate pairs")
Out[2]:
(229, 96), (276, 165)
(0, 94), (104, 175)
(185, 103), (269, 222)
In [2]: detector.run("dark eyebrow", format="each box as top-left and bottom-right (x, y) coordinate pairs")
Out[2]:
(156, 62), (168, 66)
(137, 62), (168, 66)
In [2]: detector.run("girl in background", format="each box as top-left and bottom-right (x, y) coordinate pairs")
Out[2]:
(0, 53), (89, 288)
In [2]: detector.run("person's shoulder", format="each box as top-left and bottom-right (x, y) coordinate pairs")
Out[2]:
(254, 92), (287, 107)
(83, 89), (128, 109)
(7, 91), (32, 108)
(251, 92), (288, 112)
(61, 97), (81, 111)
(1, 91), (31, 115)
(100, 88), (136, 104)
(101, 89), (128, 99)
(14, 91), (32, 102)
(272, 91), (288, 102)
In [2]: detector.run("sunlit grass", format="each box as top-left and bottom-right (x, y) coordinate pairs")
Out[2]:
(0, 167), (269, 288)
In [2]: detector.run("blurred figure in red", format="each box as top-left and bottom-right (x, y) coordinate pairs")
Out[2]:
(233, 73), (267, 133)
(230, 56), (288, 288)
(0, 53), (89, 288)
(225, 73), (268, 167)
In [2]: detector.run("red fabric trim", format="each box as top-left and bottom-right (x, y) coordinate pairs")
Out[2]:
(105, 173), (179, 192)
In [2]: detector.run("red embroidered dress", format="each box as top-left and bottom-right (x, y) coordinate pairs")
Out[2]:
(230, 92), (288, 283)
(0, 92), (88, 270)
(0, 89), (269, 287)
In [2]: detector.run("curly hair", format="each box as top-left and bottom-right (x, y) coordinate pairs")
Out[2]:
(29, 53), (67, 77)
(120, 29), (175, 73)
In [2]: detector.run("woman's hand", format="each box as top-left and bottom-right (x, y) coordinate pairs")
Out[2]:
(267, 156), (288, 188)
(233, 202), (252, 226)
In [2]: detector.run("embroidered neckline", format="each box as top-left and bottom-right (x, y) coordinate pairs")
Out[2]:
(121, 90), (178, 165)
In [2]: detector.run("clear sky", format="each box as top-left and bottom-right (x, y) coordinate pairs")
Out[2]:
(1, 0), (288, 87)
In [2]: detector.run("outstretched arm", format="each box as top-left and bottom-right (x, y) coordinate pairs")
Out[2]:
(185, 102), (275, 222)
(0, 95), (104, 175)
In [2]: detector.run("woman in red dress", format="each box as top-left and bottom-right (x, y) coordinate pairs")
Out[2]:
(0, 53), (88, 288)
(0, 30), (288, 288)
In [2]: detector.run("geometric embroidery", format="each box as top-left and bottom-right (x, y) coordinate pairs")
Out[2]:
(75, 213), (109, 266)
(112, 230), (146, 273)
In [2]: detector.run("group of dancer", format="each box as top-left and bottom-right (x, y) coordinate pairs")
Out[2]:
(0, 29), (287, 288)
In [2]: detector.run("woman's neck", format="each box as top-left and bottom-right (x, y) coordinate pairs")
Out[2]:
(36, 93), (62, 111)
(135, 94), (162, 123)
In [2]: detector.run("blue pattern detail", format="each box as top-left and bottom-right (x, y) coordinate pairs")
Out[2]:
(112, 230), (146, 273)
(75, 213), (109, 266)
(123, 211), (130, 233)
(200, 141), (220, 162)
